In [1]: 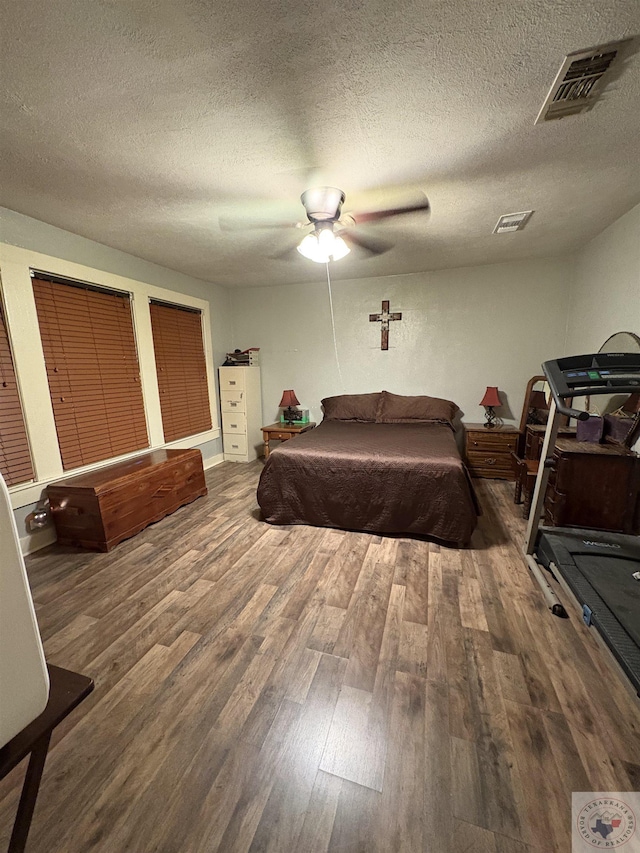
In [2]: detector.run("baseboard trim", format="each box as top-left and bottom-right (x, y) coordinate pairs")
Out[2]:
(204, 453), (225, 470)
(20, 526), (57, 557)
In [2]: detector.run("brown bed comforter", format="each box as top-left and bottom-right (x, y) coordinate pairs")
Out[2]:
(257, 420), (479, 544)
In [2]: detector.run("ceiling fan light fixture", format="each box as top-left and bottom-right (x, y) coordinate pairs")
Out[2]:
(296, 233), (324, 262)
(296, 228), (350, 263)
(300, 187), (345, 221)
(329, 235), (350, 261)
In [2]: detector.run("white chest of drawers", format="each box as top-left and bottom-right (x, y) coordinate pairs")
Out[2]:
(218, 366), (263, 462)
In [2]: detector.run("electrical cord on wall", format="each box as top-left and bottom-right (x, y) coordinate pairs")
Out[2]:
(325, 261), (345, 391)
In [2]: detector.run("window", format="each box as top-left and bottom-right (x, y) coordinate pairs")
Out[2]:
(0, 301), (34, 486)
(32, 275), (149, 470)
(149, 300), (212, 442)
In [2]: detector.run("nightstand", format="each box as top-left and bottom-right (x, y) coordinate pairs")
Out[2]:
(262, 422), (316, 458)
(465, 423), (519, 480)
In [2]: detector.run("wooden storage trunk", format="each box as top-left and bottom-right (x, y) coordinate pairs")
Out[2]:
(47, 449), (206, 551)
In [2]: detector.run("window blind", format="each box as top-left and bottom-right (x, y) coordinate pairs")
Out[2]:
(32, 276), (149, 470)
(0, 303), (34, 486)
(149, 301), (212, 442)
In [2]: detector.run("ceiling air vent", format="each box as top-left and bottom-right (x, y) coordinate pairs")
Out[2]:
(535, 39), (632, 123)
(493, 211), (533, 234)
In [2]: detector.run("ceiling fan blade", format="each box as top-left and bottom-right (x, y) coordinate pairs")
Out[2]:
(341, 230), (394, 257)
(218, 198), (306, 232)
(269, 244), (303, 261)
(350, 193), (430, 224)
(268, 226), (313, 260)
(219, 215), (303, 232)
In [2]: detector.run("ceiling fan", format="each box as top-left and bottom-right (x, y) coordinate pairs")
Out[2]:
(219, 186), (430, 263)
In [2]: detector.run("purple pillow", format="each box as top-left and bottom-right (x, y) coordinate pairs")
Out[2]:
(321, 393), (382, 422)
(376, 390), (458, 425)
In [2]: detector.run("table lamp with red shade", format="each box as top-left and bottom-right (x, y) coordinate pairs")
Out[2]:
(479, 386), (502, 428)
(279, 389), (301, 425)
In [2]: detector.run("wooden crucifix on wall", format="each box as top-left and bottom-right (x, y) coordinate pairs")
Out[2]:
(369, 300), (402, 351)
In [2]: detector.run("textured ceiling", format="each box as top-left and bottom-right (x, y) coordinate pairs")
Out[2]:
(1, 0), (639, 287)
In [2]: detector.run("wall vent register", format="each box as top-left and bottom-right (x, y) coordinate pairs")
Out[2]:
(535, 39), (632, 123)
(493, 211), (534, 234)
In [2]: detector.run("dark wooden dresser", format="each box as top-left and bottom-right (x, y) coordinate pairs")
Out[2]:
(544, 438), (640, 534)
(465, 423), (519, 480)
(47, 448), (207, 551)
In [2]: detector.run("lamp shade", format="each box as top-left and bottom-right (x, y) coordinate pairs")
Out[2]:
(479, 386), (501, 408)
(529, 390), (549, 410)
(279, 389), (300, 408)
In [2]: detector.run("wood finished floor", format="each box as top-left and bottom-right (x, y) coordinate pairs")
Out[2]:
(1, 461), (639, 853)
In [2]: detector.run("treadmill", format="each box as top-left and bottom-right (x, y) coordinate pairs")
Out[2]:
(524, 351), (640, 695)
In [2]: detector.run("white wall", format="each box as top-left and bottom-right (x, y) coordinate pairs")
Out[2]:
(230, 256), (572, 428)
(565, 203), (640, 355)
(565, 203), (640, 449)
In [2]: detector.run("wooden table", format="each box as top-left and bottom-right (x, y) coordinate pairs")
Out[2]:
(262, 422), (316, 458)
(0, 665), (93, 853)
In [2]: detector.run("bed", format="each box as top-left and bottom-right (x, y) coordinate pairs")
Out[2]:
(257, 391), (479, 545)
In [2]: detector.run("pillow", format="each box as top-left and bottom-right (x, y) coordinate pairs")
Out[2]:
(321, 392), (382, 422)
(376, 390), (458, 425)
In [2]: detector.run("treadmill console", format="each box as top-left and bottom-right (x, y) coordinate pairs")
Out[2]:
(543, 352), (640, 398)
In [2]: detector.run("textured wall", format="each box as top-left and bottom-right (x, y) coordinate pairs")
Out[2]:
(565, 203), (640, 449)
(565, 203), (640, 355)
(230, 256), (572, 427)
